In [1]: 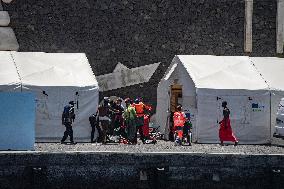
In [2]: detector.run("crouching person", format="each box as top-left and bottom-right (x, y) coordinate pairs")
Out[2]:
(61, 101), (76, 144)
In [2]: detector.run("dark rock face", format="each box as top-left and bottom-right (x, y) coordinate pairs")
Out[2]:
(3, 0), (277, 106)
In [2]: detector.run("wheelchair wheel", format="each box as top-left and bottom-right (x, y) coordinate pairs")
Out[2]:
(188, 133), (192, 146)
(174, 132), (181, 146)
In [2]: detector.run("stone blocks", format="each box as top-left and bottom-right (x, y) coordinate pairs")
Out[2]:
(0, 11), (10, 26)
(0, 27), (19, 50)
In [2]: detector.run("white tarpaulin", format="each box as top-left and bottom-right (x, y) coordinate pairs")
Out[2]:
(0, 51), (99, 141)
(250, 57), (284, 137)
(250, 57), (284, 91)
(156, 55), (282, 144)
(0, 51), (21, 91)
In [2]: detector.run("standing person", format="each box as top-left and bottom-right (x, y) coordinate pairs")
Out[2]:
(97, 97), (111, 144)
(113, 98), (125, 137)
(219, 101), (238, 146)
(89, 113), (103, 143)
(108, 100), (116, 136)
(133, 98), (145, 143)
(183, 115), (192, 146)
(173, 105), (186, 145)
(61, 101), (76, 144)
(133, 98), (152, 143)
(123, 98), (137, 144)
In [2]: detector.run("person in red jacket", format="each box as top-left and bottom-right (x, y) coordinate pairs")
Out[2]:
(173, 105), (186, 145)
(133, 98), (152, 143)
(219, 101), (238, 146)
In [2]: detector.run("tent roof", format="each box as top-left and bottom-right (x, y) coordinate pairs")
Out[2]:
(11, 52), (97, 87)
(0, 51), (20, 86)
(173, 55), (269, 90)
(4, 52), (98, 87)
(250, 57), (284, 91)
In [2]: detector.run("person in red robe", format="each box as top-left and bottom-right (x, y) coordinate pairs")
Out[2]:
(219, 101), (238, 146)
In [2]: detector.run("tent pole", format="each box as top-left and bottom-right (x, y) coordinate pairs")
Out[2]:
(270, 92), (272, 143)
(9, 52), (22, 92)
(165, 86), (171, 141)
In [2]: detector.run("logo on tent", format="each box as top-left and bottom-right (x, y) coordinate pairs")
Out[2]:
(252, 103), (264, 112)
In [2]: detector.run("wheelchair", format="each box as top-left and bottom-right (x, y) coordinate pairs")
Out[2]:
(174, 121), (192, 146)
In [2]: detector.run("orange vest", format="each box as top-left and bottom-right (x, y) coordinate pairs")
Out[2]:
(173, 112), (185, 127)
(134, 102), (144, 115)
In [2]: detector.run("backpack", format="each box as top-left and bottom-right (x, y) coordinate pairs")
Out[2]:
(89, 114), (97, 126)
(63, 105), (71, 117)
(98, 105), (109, 117)
(62, 105), (75, 124)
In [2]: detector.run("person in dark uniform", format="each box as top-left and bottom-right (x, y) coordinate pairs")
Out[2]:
(61, 101), (76, 144)
(89, 113), (103, 143)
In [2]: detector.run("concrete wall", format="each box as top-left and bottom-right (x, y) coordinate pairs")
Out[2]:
(0, 152), (283, 189)
(3, 0), (277, 106)
(253, 0), (277, 55)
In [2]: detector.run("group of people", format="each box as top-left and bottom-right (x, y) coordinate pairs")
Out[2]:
(172, 105), (192, 145)
(61, 97), (153, 145)
(60, 98), (239, 146)
(172, 101), (238, 146)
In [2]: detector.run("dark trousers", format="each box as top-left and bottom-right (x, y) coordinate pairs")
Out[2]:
(61, 123), (74, 142)
(100, 120), (109, 144)
(136, 126), (145, 142)
(91, 123), (103, 143)
(113, 115), (123, 136)
(126, 119), (136, 143)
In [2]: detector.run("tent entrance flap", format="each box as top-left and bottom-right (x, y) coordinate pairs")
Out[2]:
(170, 84), (182, 112)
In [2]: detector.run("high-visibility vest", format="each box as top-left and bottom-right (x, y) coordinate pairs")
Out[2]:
(134, 102), (144, 115)
(173, 112), (185, 127)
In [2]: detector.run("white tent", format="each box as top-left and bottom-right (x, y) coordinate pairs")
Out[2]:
(0, 51), (99, 141)
(250, 57), (284, 137)
(156, 55), (280, 144)
(0, 51), (21, 92)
